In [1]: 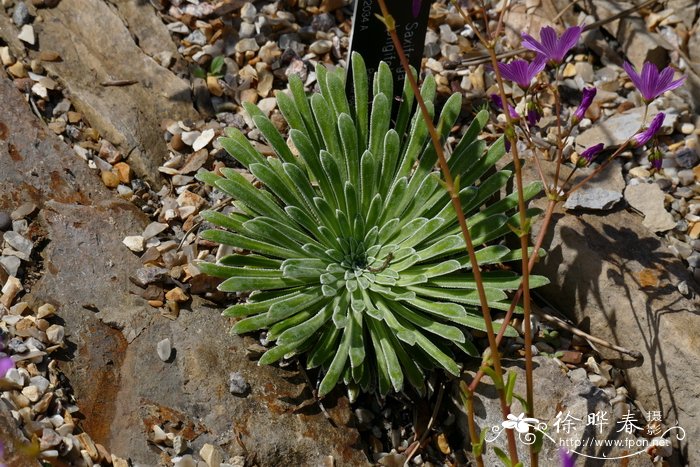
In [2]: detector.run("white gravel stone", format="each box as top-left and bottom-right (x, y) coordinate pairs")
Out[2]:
(192, 128), (215, 152)
(142, 222), (168, 240)
(181, 131), (201, 146)
(122, 235), (145, 253)
(46, 324), (65, 344)
(4, 231), (32, 255)
(199, 443), (223, 467)
(17, 24), (35, 45)
(157, 338), (172, 361)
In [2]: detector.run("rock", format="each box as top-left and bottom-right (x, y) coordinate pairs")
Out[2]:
(0, 255), (21, 277)
(37, 303), (56, 319)
(309, 39), (332, 55)
(311, 13), (334, 32)
(199, 443), (223, 467)
(576, 107), (671, 149)
(7, 61), (27, 79)
(0, 0), (196, 187)
(0, 47), (14, 66)
(142, 222), (168, 240)
(181, 131), (201, 147)
(101, 170), (120, 188)
(123, 235), (145, 253)
(17, 24), (35, 45)
(4, 231), (32, 256)
(165, 287), (188, 303)
(527, 162), (700, 466)
(192, 128), (215, 152)
(113, 162), (132, 184)
(675, 147), (699, 169)
(156, 338), (171, 361)
(46, 324), (65, 344)
(133, 266), (169, 287)
(179, 149), (209, 174)
(628, 166), (650, 179)
(0, 72), (367, 466)
(11, 202), (37, 220)
(564, 162), (624, 210)
(12, 2), (32, 26)
(624, 183), (676, 232)
(678, 169), (695, 186)
(228, 371), (249, 396)
(240, 2), (256, 22)
(235, 38), (259, 53)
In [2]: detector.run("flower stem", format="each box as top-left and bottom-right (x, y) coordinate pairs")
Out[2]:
(375, 0), (519, 463)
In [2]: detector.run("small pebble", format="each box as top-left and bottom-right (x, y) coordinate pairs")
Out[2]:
(199, 443), (223, 467)
(156, 338), (172, 362)
(17, 24), (35, 45)
(681, 123), (695, 135)
(12, 2), (31, 27)
(228, 371), (249, 396)
(122, 235), (145, 253)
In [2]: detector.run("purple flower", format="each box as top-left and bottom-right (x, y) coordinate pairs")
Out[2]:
(573, 87), (596, 122)
(577, 143), (604, 167)
(560, 448), (575, 467)
(0, 356), (13, 377)
(623, 62), (686, 102)
(498, 56), (547, 89)
(521, 25), (582, 64)
(632, 113), (665, 147)
(490, 94), (519, 119)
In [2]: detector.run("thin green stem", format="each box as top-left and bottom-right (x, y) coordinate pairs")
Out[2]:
(375, 1), (519, 463)
(456, 5), (538, 465)
(462, 382), (486, 467)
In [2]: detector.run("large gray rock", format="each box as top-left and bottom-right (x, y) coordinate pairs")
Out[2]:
(624, 183), (676, 233)
(0, 75), (368, 465)
(564, 161), (624, 211)
(0, 0), (197, 186)
(575, 107), (674, 150)
(454, 358), (653, 467)
(526, 161), (700, 466)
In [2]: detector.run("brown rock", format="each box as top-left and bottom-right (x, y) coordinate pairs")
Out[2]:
(178, 149), (209, 174)
(101, 170), (120, 188)
(169, 133), (185, 152)
(165, 287), (188, 303)
(39, 51), (62, 62)
(67, 111), (82, 123)
(113, 162), (132, 183)
(207, 75), (223, 97)
(558, 350), (583, 365)
(7, 62), (27, 78)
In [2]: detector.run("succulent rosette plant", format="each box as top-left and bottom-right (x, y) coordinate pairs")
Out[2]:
(196, 53), (548, 397)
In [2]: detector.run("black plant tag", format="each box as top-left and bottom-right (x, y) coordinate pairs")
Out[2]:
(347, 0), (431, 115)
